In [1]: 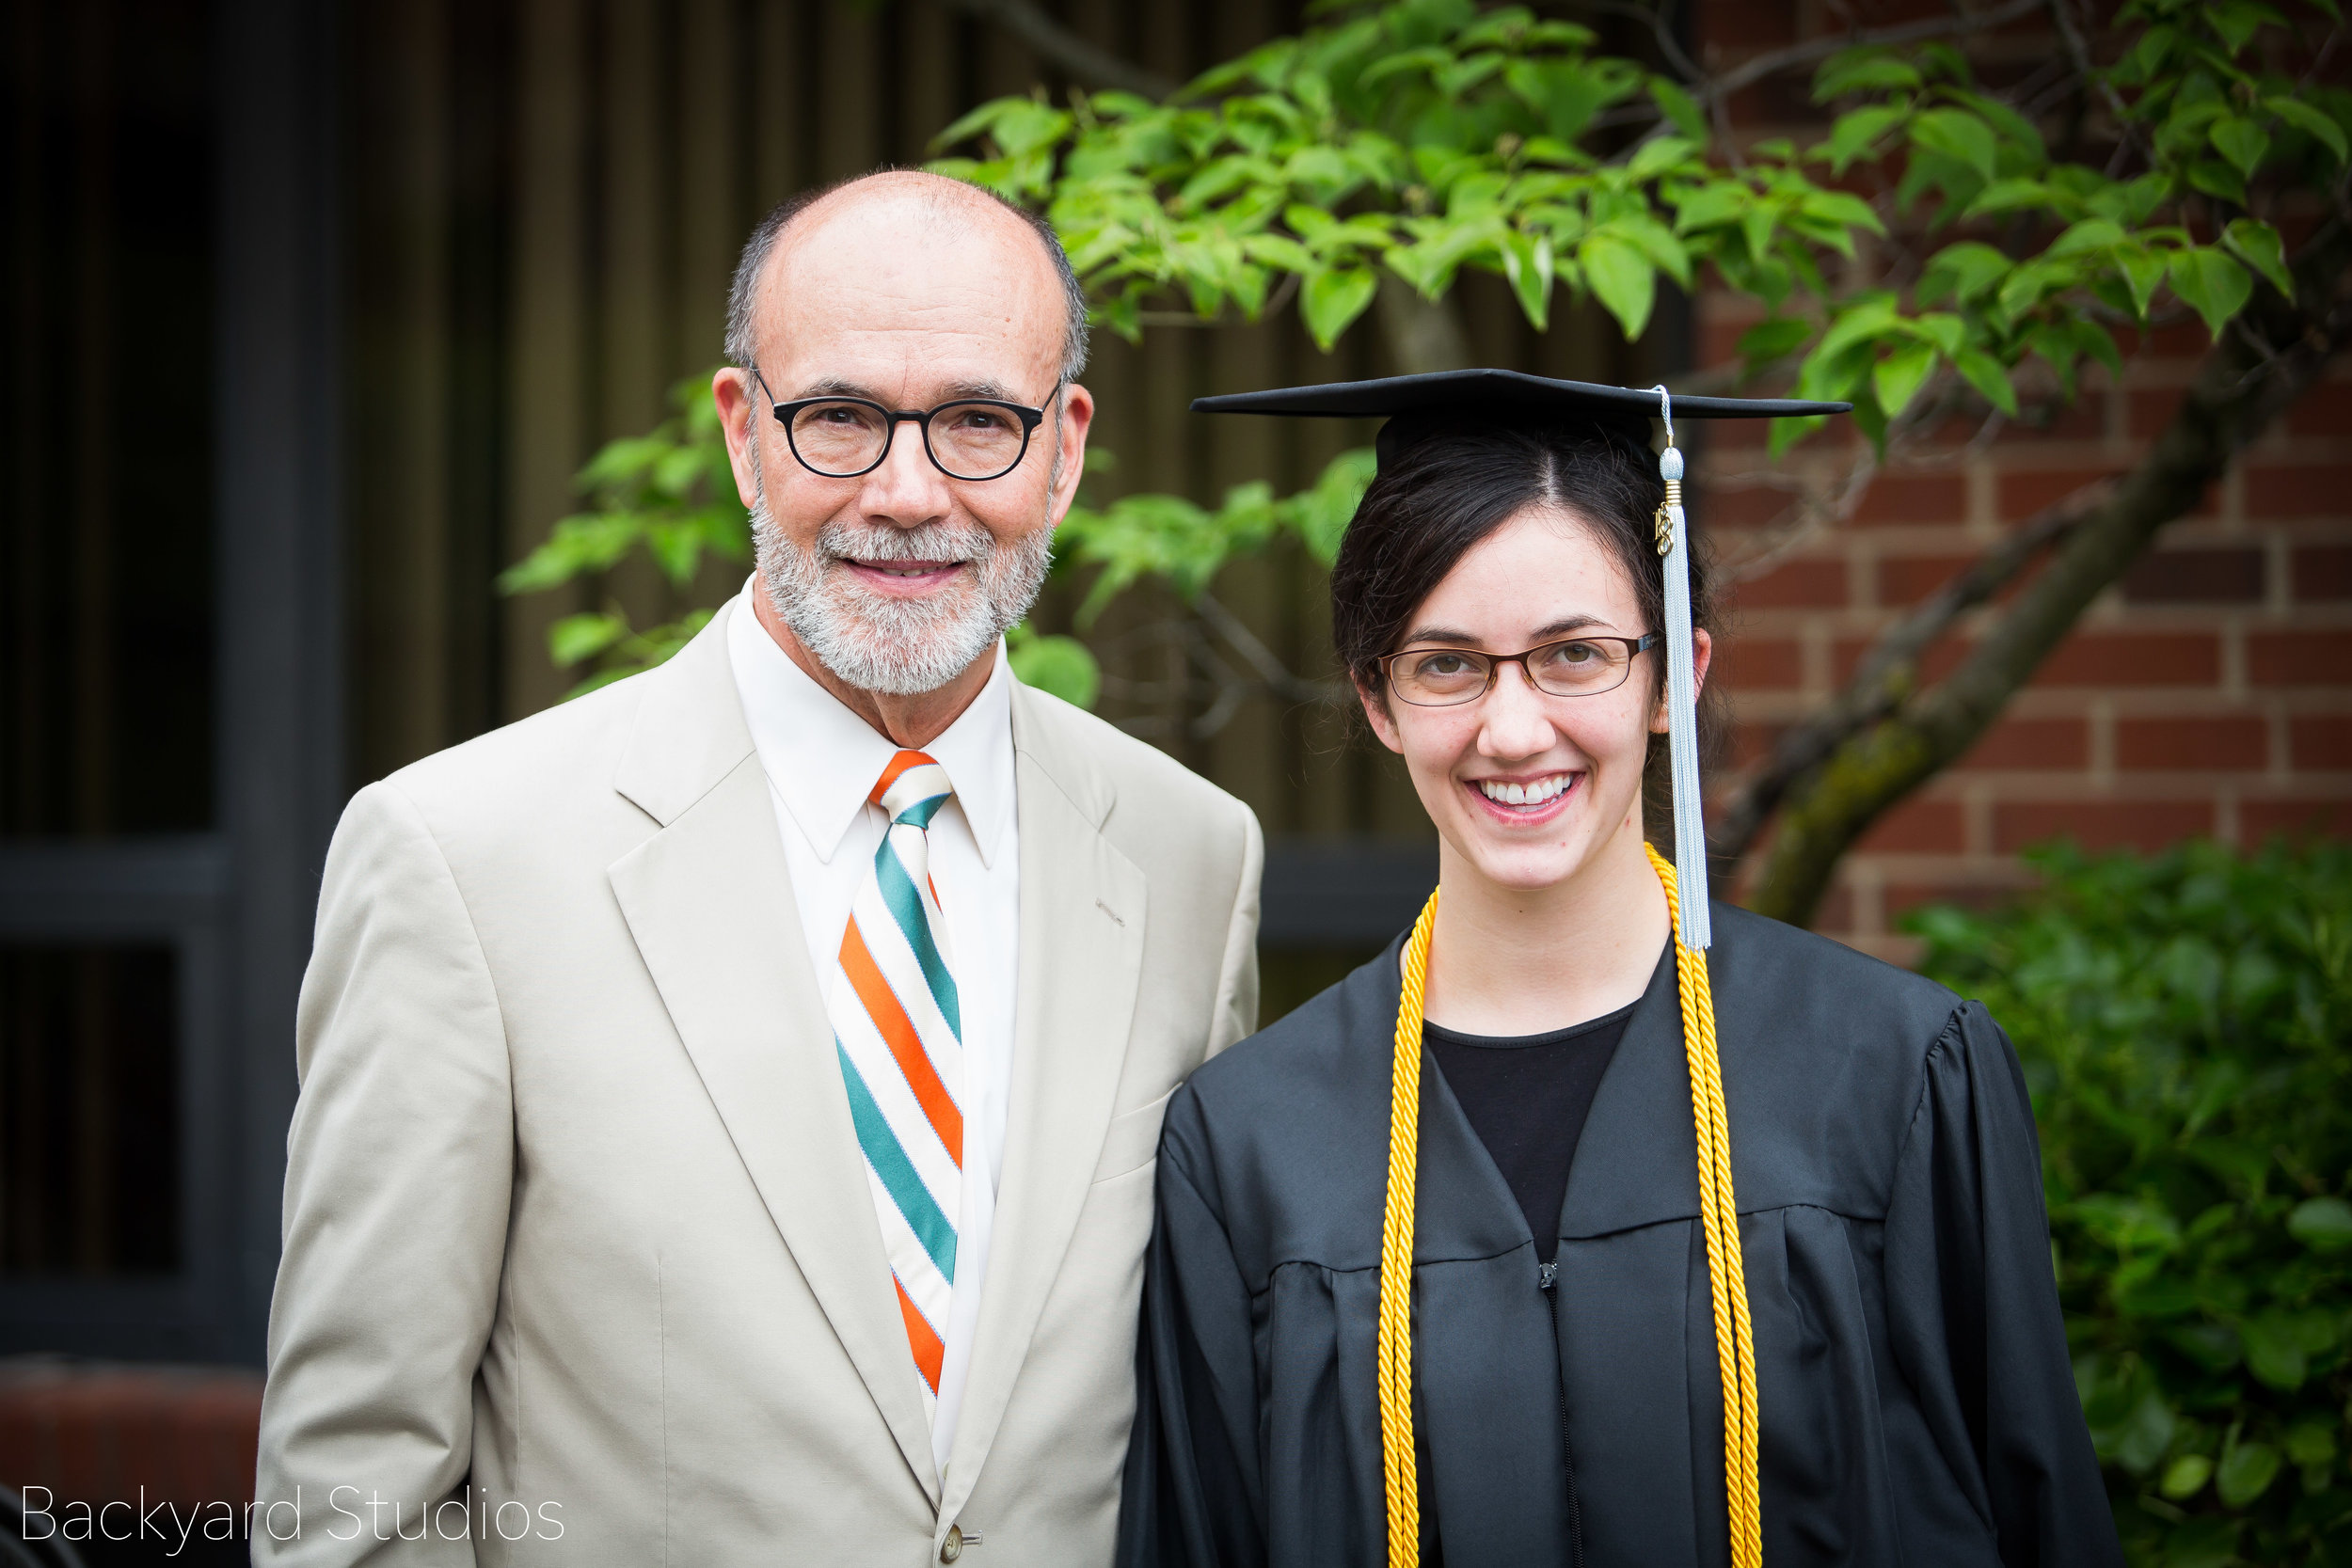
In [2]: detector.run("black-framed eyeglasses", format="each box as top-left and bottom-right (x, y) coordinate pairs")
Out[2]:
(1379, 633), (1661, 707)
(751, 368), (1054, 482)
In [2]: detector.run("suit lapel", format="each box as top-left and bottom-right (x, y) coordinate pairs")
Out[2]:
(940, 688), (1147, 1516)
(606, 606), (940, 1503)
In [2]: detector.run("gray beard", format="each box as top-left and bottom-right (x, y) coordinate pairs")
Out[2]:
(750, 499), (1053, 698)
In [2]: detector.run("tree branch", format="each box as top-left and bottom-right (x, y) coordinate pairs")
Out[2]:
(1708, 479), (2106, 864)
(931, 0), (1176, 102)
(1696, 0), (2045, 106)
(1735, 220), (2352, 925)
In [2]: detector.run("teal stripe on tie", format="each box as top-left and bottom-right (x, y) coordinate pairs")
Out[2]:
(836, 1042), (958, 1281)
(894, 793), (947, 830)
(872, 840), (963, 1042)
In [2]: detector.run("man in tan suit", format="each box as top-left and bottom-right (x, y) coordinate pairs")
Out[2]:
(257, 170), (1262, 1565)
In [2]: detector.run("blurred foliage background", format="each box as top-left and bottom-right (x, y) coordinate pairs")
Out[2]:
(1915, 841), (2352, 1566)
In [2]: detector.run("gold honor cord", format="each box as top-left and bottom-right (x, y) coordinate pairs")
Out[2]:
(1375, 853), (1761, 1568)
(1377, 889), (1439, 1564)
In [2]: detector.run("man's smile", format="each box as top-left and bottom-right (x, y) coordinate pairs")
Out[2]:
(837, 557), (970, 594)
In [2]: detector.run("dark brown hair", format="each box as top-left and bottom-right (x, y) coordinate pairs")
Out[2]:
(1329, 413), (1722, 847)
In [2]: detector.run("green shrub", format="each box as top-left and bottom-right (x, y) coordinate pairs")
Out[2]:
(1910, 840), (2352, 1568)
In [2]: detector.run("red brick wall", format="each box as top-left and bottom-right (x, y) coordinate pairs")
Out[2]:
(1695, 0), (2351, 960)
(0, 1361), (262, 1510)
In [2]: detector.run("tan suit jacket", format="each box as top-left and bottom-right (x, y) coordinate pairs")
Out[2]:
(257, 603), (1263, 1565)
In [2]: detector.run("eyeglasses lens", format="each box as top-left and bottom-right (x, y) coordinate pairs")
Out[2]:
(1527, 640), (1630, 695)
(1391, 650), (1491, 705)
(789, 402), (890, 475)
(927, 403), (1029, 479)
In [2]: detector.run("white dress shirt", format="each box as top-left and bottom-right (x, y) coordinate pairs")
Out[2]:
(726, 587), (1020, 1479)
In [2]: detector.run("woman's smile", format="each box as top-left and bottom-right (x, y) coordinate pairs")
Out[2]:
(1467, 769), (1581, 824)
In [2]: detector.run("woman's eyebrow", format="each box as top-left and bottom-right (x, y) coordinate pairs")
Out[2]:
(1398, 613), (1613, 647)
(1399, 625), (1481, 647)
(1531, 614), (1613, 641)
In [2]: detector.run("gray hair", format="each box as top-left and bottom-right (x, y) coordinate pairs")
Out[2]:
(723, 170), (1090, 387)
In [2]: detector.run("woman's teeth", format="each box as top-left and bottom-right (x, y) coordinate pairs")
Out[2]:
(1477, 774), (1571, 807)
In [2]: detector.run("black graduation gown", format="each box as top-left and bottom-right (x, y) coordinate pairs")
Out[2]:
(1118, 902), (2121, 1568)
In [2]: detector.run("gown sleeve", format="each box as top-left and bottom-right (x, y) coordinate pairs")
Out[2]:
(1119, 1089), (1268, 1568)
(1881, 1001), (2123, 1567)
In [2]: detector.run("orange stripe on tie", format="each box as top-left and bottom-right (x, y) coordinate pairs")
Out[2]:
(896, 1275), (946, 1393)
(869, 749), (936, 805)
(840, 917), (963, 1164)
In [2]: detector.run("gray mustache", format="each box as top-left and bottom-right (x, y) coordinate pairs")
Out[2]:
(818, 522), (992, 564)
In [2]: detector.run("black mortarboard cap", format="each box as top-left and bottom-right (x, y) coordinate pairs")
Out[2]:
(1192, 368), (1851, 470)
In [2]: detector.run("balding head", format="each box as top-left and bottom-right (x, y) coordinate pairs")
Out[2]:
(724, 169), (1089, 385)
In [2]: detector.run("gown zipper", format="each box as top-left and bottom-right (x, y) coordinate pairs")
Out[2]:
(1538, 1261), (1586, 1568)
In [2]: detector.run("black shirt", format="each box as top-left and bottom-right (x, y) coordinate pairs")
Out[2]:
(1425, 1003), (1634, 1265)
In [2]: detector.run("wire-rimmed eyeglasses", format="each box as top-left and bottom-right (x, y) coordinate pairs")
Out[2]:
(751, 368), (1054, 482)
(1379, 633), (1661, 707)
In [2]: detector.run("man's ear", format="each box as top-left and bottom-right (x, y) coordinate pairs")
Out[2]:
(1358, 679), (1404, 755)
(713, 368), (763, 511)
(1046, 383), (1095, 527)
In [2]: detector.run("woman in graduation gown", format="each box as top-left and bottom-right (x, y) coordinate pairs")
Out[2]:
(1117, 372), (2121, 1568)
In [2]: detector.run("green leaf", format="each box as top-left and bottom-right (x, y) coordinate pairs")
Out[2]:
(2266, 95), (2349, 163)
(1300, 265), (1379, 350)
(1903, 311), (1965, 356)
(2114, 245), (2168, 320)
(1499, 230), (1556, 329)
(1627, 135), (1699, 182)
(1798, 189), (1886, 244)
(1738, 316), (1814, 364)
(2204, 0), (2275, 52)
(1007, 630), (1102, 710)
(1650, 75), (1708, 141)
(2165, 1322), (2243, 1371)
(2240, 1311), (2310, 1389)
(548, 610), (628, 668)
(2285, 1420), (2339, 1469)
(1812, 292), (1901, 362)
(2048, 218), (2126, 258)
(1911, 108), (1997, 182)
(2211, 116), (2273, 178)
(2161, 1453), (2215, 1499)
(1671, 181), (1748, 232)
(1919, 241), (2010, 305)
(1872, 340), (1939, 420)
(1953, 347), (2019, 416)
(1817, 103), (1910, 175)
(2168, 247), (2253, 339)
(1962, 178), (2052, 218)
(1812, 48), (1922, 102)
(2187, 158), (2249, 206)
(2112, 1388), (2178, 1474)
(1580, 231), (1656, 340)
(2287, 1195), (2352, 1251)
(2217, 1437), (2282, 1509)
(2222, 217), (2295, 300)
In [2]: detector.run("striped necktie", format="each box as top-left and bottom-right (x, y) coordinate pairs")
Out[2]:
(830, 749), (964, 1419)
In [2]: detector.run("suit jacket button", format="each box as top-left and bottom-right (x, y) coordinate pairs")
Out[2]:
(941, 1525), (964, 1562)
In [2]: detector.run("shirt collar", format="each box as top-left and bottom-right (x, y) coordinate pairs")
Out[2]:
(724, 583), (1016, 867)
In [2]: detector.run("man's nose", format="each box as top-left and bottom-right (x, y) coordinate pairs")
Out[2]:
(857, 416), (956, 524)
(1478, 662), (1557, 759)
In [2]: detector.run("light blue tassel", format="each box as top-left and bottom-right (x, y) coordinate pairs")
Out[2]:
(1652, 386), (1711, 950)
